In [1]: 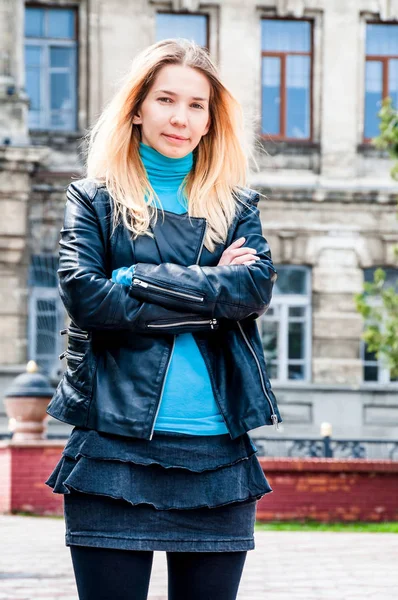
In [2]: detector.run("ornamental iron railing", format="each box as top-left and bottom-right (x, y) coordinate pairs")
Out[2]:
(252, 436), (398, 461)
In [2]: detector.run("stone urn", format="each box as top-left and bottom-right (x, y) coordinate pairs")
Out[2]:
(3, 360), (55, 441)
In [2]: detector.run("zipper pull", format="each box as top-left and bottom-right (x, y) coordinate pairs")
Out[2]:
(60, 328), (68, 335)
(133, 278), (148, 288)
(271, 414), (279, 431)
(210, 319), (218, 329)
(59, 351), (67, 360)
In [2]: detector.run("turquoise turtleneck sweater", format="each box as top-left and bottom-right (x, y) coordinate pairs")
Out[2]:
(112, 142), (228, 436)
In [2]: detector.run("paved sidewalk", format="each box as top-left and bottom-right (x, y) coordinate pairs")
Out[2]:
(0, 515), (397, 600)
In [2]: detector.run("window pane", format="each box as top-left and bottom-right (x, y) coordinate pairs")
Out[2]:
(364, 365), (379, 381)
(288, 322), (305, 359)
(25, 7), (44, 37)
(274, 267), (308, 295)
(261, 319), (278, 362)
(25, 45), (41, 67)
(364, 344), (378, 362)
(286, 55), (310, 138)
(364, 61), (383, 138)
(366, 24), (398, 57)
(261, 19), (310, 52)
(50, 72), (71, 109)
(268, 363), (278, 379)
(288, 364), (305, 380)
(364, 267), (398, 289)
(36, 316), (57, 355)
(261, 57), (280, 135)
(289, 306), (305, 317)
(50, 111), (74, 130)
(37, 299), (57, 312)
(156, 14), (207, 47)
(28, 255), (59, 287)
(26, 67), (41, 111)
(48, 8), (75, 39)
(390, 60), (398, 113)
(50, 47), (72, 68)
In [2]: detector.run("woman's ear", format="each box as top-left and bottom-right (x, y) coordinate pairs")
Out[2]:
(132, 112), (142, 125)
(203, 117), (211, 136)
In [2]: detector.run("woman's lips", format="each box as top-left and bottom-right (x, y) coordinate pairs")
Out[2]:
(162, 134), (189, 144)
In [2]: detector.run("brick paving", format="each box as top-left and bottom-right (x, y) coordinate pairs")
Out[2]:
(0, 515), (397, 600)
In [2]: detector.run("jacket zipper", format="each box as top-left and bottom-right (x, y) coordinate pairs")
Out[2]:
(59, 349), (84, 362)
(60, 328), (89, 340)
(147, 318), (218, 329)
(190, 218), (231, 437)
(149, 337), (176, 440)
(148, 219), (208, 441)
(237, 322), (279, 431)
(132, 278), (204, 302)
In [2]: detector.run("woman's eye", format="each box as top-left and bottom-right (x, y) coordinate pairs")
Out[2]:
(158, 97), (203, 110)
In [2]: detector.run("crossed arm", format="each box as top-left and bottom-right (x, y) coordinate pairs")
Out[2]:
(58, 181), (276, 333)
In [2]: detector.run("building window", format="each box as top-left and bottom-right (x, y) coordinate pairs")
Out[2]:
(156, 13), (208, 47)
(259, 266), (311, 382)
(364, 23), (398, 140)
(361, 267), (398, 383)
(261, 19), (312, 140)
(24, 6), (77, 131)
(28, 255), (65, 377)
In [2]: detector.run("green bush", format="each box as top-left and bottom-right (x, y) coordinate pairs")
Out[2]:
(355, 98), (398, 378)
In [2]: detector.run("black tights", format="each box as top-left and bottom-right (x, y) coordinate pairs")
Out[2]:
(70, 545), (247, 600)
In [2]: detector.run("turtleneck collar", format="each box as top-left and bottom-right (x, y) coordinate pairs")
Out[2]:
(139, 142), (193, 191)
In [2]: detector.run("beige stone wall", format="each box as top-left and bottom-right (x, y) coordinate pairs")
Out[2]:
(1, 0), (398, 439)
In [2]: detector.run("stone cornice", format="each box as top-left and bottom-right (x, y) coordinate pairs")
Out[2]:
(254, 183), (398, 205)
(0, 144), (48, 167)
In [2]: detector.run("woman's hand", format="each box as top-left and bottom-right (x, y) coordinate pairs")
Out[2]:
(217, 237), (260, 266)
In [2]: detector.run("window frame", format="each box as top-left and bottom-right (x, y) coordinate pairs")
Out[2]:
(260, 16), (314, 142)
(259, 265), (312, 384)
(363, 20), (398, 143)
(28, 286), (66, 377)
(24, 3), (79, 132)
(361, 337), (396, 384)
(360, 266), (398, 385)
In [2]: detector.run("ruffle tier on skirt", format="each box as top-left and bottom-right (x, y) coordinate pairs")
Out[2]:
(45, 427), (273, 552)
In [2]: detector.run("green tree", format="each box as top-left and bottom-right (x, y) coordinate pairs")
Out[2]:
(354, 97), (398, 378)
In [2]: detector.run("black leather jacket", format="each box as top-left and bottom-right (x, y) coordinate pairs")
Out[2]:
(46, 179), (282, 440)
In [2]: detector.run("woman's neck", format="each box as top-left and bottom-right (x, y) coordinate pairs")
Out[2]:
(139, 142), (193, 192)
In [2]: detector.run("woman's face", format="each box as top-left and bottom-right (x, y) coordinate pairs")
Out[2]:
(133, 64), (211, 158)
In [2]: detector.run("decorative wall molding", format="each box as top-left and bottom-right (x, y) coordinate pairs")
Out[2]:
(364, 0), (398, 20)
(376, 0), (398, 20)
(171, 0), (202, 12)
(305, 234), (373, 267)
(275, 0), (306, 19)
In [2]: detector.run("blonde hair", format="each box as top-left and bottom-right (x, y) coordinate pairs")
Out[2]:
(85, 38), (255, 253)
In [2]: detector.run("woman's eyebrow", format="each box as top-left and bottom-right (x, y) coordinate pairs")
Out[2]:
(154, 89), (209, 102)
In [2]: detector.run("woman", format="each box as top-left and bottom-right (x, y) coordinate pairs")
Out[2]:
(45, 38), (282, 600)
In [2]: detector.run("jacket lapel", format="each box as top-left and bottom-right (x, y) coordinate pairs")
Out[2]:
(146, 211), (207, 267)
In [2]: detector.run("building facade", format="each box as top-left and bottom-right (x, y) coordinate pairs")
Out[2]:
(1, 0), (398, 442)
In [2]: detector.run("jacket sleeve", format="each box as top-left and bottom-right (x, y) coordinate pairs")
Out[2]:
(129, 194), (277, 321)
(58, 181), (225, 333)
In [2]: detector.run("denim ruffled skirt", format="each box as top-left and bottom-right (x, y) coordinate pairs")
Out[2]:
(45, 426), (272, 552)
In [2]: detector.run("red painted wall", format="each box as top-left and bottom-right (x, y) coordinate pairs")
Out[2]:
(0, 441), (64, 516)
(0, 441), (397, 521)
(257, 457), (398, 522)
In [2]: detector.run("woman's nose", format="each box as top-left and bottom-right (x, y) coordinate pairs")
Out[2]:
(170, 109), (188, 125)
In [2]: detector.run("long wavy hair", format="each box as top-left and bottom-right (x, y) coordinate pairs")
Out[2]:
(85, 38), (255, 253)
